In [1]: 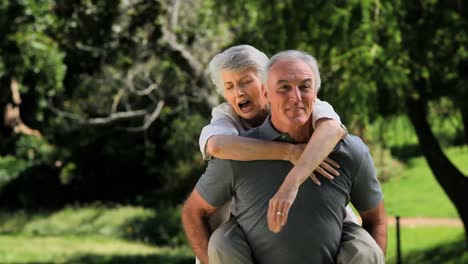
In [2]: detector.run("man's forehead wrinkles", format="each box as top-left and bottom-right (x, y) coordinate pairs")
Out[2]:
(274, 76), (313, 84)
(276, 79), (289, 84)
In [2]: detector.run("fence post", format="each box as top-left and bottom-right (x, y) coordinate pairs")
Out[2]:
(396, 215), (402, 264)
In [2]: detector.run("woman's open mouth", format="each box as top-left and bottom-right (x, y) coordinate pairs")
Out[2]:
(238, 100), (252, 111)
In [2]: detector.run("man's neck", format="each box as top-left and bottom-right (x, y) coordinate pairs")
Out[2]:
(271, 118), (313, 143)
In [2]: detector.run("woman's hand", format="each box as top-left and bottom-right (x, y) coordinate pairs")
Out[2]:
(267, 157), (341, 233)
(267, 181), (299, 233)
(287, 144), (306, 165)
(310, 157), (340, 185)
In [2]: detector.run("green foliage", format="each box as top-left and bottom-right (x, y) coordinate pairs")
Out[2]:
(368, 144), (404, 183)
(11, 19), (65, 92)
(0, 155), (29, 189)
(0, 135), (67, 190)
(2, 0), (66, 122)
(58, 162), (76, 185)
(15, 135), (55, 164)
(0, 205), (187, 246)
(0, 0), (221, 205)
(157, 113), (207, 197)
(364, 110), (463, 159)
(427, 98), (464, 146)
(365, 115), (419, 149)
(21, 206), (154, 238)
(5, 136), (49, 189)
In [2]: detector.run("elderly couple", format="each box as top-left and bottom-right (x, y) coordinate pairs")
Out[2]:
(182, 45), (387, 264)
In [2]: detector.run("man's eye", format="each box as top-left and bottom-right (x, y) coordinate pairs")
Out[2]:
(225, 86), (233, 91)
(300, 84), (312, 91)
(279, 85), (290, 91)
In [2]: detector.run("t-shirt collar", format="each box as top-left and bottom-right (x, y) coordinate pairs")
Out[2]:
(257, 115), (295, 143)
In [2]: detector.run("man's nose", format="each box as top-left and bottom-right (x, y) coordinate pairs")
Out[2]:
(289, 87), (302, 102)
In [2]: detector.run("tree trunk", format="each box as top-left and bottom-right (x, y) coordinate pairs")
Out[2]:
(406, 94), (468, 245)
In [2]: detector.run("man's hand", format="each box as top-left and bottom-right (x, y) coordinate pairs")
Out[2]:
(182, 190), (217, 264)
(267, 181), (300, 233)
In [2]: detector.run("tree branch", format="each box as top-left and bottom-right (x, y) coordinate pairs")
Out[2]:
(87, 109), (149, 125)
(125, 100), (165, 132)
(3, 79), (42, 137)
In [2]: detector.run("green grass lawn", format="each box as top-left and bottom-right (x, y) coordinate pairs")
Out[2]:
(382, 146), (468, 218)
(386, 226), (467, 264)
(380, 146), (468, 263)
(1, 227), (465, 264)
(0, 235), (193, 264)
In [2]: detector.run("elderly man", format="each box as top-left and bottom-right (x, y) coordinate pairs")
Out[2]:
(182, 50), (387, 264)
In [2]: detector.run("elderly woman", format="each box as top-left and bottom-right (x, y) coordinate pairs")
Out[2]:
(190, 45), (383, 264)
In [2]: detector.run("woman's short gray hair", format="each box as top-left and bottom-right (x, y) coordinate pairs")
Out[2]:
(261, 50), (321, 92)
(208, 45), (269, 94)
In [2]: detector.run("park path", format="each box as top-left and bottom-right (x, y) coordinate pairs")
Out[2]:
(387, 217), (463, 227)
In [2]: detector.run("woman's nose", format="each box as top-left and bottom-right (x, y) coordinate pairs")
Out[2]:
(235, 85), (245, 96)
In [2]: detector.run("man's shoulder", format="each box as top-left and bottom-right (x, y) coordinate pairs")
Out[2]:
(335, 134), (370, 160)
(206, 157), (232, 168)
(343, 134), (368, 149)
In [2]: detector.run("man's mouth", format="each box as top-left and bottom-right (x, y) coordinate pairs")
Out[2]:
(238, 100), (252, 110)
(288, 107), (304, 111)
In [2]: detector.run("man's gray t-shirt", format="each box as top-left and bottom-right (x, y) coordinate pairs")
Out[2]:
(195, 118), (383, 264)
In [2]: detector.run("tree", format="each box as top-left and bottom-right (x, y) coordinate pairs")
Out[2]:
(395, 0), (468, 243)
(0, 0), (232, 206)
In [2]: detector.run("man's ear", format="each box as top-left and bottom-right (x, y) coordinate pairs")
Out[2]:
(262, 84), (268, 99)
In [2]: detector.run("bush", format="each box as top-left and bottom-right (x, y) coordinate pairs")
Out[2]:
(0, 204), (187, 246)
(0, 155), (29, 189)
(369, 144), (405, 183)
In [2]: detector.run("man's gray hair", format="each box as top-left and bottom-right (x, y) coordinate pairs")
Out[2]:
(261, 50), (321, 92)
(208, 45), (269, 94)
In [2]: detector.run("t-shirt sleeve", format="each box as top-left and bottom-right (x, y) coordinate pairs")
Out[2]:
(311, 99), (347, 133)
(350, 151), (384, 211)
(195, 158), (234, 207)
(199, 110), (240, 160)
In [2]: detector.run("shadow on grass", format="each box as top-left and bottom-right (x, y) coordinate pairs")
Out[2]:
(397, 238), (467, 264)
(64, 253), (193, 264)
(390, 144), (422, 162)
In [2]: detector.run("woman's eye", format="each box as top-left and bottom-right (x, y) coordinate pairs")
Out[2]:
(240, 80), (252, 86)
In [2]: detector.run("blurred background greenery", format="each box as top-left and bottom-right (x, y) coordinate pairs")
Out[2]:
(0, 0), (467, 263)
